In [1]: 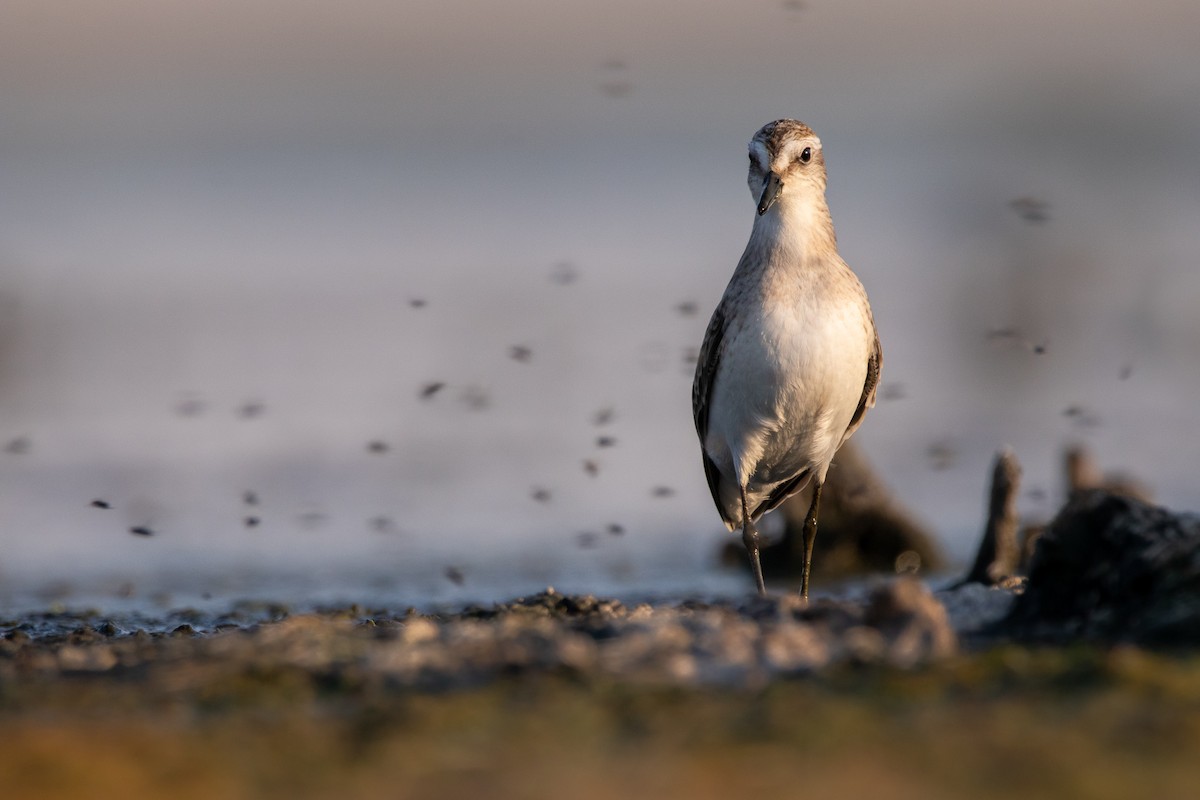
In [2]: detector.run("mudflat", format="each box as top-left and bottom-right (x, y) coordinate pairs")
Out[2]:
(3, 584), (1199, 800)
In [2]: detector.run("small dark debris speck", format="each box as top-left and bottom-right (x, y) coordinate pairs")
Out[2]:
(583, 459), (599, 477)
(4, 436), (31, 455)
(1010, 196), (1050, 224)
(444, 566), (465, 586)
(420, 382), (446, 399)
(549, 261), (578, 285)
(90, 499), (112, 509)
(606, 523), (625, 536)
(129, 526), (155, 537)
(531, 487), (552, 503)
(367, 440), (390, 454)
(238, 401), (265, 419)
(244, 516), (260, 528)
(926, 441), (957, 471)
(460, 386), (491, 411)
(243, 491), (259, 506)
(651, 486), (675, 498)
(596, 436), (617, 448)
(175, 396), (206, 417)
(576, 532), (599, 549)
(1063, 405), (1101, 428)
(987, 327), (1019, 341)
(509, 345), (533, 363)
(369, 516), (398, 534)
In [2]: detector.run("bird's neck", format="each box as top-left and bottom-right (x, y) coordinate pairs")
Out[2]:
(746, 197), (838, 274)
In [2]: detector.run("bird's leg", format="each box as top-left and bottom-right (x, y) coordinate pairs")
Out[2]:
(800, 481), (824, 600)
(740, 486), (767, 596)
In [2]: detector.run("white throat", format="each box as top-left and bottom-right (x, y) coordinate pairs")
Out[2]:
(749, 192), (835, 266)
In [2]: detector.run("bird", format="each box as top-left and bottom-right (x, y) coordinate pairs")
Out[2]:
(692, 119), (882, 599)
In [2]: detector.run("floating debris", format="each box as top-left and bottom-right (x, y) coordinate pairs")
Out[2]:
(651, 486), (676, 498)
(508, 345), (533, 363)
(926, 440), (957, 471)
(243, 491), (259, 506)
(174, 395), (206, 418)
(244, 516), (261, 529)
(592, 407), (615, 426)
(549, 261), (578, 285)
(237, 401), (265, 419)
(583, 459), (600, 477)
(597, 60), (633, 98)
(4, 436), (31, 455)
(369, 516), (399, 534)
(1010, 196), (1050, 224)
(987, 326), (1047, 355)
(675, 301), (698, 317)
(129, 526), (155, 537)
(90, 499), (112, 510)
(1063, 405), (1101, 429)
(596, 436), (617, 448)
(366, 440), (390, 454)
(460, 385), (491, 411)
(444, 566), (465, 586)
(531, 487), (552, 503)
(576, 532), (599, 549)
(420, 382), (446, 400)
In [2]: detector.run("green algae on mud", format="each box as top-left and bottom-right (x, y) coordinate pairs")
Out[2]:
(2, 647), (1200, 800)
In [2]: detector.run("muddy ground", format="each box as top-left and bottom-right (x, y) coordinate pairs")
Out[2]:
(2, 581), (1199, 800)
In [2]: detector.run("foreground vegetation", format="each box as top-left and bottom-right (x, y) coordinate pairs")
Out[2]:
(3, 645), (1198, 800)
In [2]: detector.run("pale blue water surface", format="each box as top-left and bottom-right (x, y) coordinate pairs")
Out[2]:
(2, 1), (1199, 613)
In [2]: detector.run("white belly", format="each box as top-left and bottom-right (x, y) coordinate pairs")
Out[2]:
(704, 289), (871, 520)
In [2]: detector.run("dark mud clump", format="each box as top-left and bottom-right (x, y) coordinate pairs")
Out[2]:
(1001, 490), (1200, 645)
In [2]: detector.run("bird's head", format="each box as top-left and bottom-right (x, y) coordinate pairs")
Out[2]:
(747, 119), (826, 217)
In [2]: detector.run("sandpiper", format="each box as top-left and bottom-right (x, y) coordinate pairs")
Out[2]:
(692, 119), (882, 599)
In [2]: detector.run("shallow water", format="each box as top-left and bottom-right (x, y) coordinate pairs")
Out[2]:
(2, 1), (1198, 614)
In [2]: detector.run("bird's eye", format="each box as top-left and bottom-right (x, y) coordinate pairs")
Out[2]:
(748, 152), (756, 166)
(799, 147), (812, 164)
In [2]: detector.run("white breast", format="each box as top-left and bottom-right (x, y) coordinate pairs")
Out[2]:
(704, 261), (872, 514)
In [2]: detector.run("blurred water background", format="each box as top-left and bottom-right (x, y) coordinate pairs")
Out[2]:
(2, 0), (1198, 612)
